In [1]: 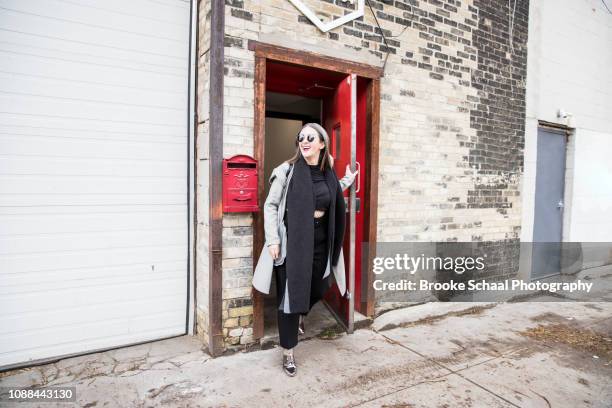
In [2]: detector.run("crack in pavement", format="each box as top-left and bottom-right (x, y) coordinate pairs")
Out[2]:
(24, 348), (209, 388)
(347, 372), (458, 408)
(358, 328), (522, 408)
(376, 304), (499, 332)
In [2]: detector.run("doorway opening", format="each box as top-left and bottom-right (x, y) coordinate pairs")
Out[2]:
(251, 47), (382, 344)
(262, 74), (345, 341)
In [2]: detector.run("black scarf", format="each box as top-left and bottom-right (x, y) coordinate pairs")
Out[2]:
(285, 154), (346, 313)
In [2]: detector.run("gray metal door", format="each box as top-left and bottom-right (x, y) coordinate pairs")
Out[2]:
(531, 127), (567, 279)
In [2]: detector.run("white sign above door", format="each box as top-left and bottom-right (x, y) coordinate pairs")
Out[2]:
(288, 0), (365, 33)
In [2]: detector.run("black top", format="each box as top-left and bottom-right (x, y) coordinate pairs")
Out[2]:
(309, 164), (331, 211)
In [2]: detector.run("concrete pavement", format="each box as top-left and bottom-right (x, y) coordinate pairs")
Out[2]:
(1, 301), (610, 407)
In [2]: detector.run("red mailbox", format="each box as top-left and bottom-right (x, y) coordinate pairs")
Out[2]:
(222, 155), (259, 212)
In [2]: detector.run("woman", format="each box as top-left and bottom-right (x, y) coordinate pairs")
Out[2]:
(252, 123), (358, 377)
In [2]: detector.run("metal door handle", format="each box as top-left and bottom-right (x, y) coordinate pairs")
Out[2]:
(557, 200), (564, 209)
(355, 161), (360, 193)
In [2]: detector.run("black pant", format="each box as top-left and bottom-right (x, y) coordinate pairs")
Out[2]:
(275, 213), (330, 349)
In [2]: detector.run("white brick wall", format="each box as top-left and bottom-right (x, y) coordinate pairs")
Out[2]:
(201, 0), (527, 348)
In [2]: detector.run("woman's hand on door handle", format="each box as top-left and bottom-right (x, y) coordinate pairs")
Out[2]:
(344, 164), (359, 185)
(268, 244), (280, 260)
(338, 164), (359, 192)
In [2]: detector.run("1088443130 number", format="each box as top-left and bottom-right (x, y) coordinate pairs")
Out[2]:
(1, 386), (76, 402)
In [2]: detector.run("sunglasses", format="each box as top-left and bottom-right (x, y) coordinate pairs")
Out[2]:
(297, 133), (316, 143)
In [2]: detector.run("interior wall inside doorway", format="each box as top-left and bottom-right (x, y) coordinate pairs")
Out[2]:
(264, 118), (301, 198)
(266, 91), (320, 117)
(263, 91), (322, 198)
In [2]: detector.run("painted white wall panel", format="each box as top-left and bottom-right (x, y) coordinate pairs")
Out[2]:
(522, 0), (612, 248)
(0, 0), (191, 368)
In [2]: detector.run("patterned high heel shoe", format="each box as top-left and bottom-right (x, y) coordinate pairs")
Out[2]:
(282, 353), (297, 376)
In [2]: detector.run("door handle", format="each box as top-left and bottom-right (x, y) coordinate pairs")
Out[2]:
(557, 200), (564, 209)
(354, 161), (361, 193)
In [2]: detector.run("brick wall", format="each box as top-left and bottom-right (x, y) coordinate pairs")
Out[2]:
(197, 0), (529, 350)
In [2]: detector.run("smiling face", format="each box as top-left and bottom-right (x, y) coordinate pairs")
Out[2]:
(298, 125), (325, 163)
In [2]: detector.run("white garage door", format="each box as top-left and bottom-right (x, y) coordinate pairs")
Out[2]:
(0, 0), (192, 369)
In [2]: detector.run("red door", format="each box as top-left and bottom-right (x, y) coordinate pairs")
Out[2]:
(322, 73), (364, 332)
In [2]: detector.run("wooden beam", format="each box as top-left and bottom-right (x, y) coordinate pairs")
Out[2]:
(364, 79), (380, 317)
(252, 56), (266, 340)
(208, 0), (225, 357)
(248, 40), (383, 79)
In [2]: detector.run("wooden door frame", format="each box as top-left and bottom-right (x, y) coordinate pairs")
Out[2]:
(249, 41), (381, 340)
